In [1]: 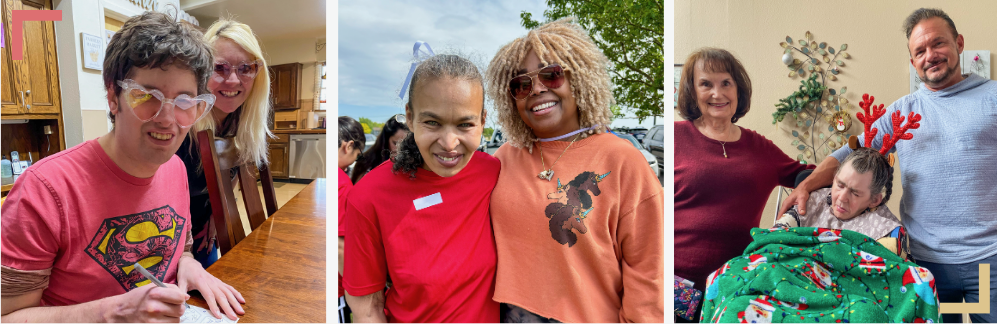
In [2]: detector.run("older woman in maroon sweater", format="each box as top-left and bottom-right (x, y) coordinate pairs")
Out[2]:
(674, 48), (812, 298)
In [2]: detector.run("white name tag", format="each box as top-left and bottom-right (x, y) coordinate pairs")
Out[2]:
(413, 192), (443, 211)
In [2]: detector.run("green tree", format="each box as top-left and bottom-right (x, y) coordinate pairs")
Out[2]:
(358, 117), (374, 134)
(483, 128), (495, 140)
(522, 0), (664, 123)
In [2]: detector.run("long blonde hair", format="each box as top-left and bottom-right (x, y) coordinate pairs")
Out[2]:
(485, 17), (614, 149)
(194, 19), (273, 166)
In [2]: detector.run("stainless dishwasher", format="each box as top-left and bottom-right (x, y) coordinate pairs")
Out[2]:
(288, 134), (327, 179)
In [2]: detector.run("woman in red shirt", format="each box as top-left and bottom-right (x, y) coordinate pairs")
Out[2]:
(343, 54), (500, 322)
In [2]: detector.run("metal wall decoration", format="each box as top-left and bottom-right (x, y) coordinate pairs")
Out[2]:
(773, 31), (853, 164)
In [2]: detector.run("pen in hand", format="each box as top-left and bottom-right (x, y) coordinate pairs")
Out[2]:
(134, 263), (189, 308)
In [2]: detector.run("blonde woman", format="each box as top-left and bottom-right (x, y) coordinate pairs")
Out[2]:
(485, 18), (663, 322)
(176, 19), (273, 268)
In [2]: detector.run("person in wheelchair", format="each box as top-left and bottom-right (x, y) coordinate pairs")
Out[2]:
(774, 94), (919, 261)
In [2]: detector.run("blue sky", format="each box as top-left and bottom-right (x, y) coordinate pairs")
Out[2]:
(338, 0), (662, 130)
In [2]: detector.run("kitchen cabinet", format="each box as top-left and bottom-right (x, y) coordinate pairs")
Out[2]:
(269, 63), (301, 110)
(2, 0), (63, 116)
(1, 0), (66, 197)
(268, 133), (290, 179)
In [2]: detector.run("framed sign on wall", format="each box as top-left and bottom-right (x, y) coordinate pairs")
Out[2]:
(81, 33), (103, 71)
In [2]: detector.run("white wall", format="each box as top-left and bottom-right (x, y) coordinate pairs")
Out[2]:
(53, 0), (185, 147)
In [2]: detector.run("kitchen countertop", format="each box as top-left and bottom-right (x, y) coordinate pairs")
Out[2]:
(272, 129), (327, 134)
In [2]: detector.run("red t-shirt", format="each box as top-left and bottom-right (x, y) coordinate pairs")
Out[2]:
(1, 140), (190, 306)
(344, 151), (500, 323)
(338, 167), (352, 298)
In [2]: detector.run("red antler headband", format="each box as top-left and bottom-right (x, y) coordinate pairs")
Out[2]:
(850, 94), (922, 160)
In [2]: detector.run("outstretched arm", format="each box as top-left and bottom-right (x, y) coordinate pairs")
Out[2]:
(2, 282), (187, 322)
(778, 157), (840, 216)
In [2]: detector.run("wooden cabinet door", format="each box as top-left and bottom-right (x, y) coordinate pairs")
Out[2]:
(1, 0), (24, 115)
(269, 63), (300, 110)
(1, 0), (60, 116)
(268, 143), (289, 178)
(16, 0), (60, 115)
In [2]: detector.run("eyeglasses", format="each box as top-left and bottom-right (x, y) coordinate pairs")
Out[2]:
(508, 64), (565, 100)
(116, 79), (215, 128)
(212, 60), (264, 83)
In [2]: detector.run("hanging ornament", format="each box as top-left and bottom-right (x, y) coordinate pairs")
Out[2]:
(783, 52), (794, 65)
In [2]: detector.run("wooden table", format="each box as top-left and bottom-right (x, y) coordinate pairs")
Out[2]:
(189, 179), (327, 322)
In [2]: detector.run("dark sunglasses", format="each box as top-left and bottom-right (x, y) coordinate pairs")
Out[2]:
(508, 64), (565, 100)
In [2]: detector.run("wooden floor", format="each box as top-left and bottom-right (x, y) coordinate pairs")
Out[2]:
(233, 180), (311, 236)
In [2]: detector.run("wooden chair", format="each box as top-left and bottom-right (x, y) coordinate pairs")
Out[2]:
(198, 130), (279, 255)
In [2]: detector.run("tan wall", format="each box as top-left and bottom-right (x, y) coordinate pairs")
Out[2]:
(675, 0), (997, 227)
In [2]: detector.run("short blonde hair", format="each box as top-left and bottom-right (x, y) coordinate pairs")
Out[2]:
(193, 19), (273, 166)
(485, 17), (614, 149)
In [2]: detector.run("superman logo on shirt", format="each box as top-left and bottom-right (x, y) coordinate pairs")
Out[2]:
(544, 171), (610, 247)
(84, 205), (186, 291)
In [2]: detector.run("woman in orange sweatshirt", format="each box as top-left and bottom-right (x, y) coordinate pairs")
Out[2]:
(484, 17), (664, 323)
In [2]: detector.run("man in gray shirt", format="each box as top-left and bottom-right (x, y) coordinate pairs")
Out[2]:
(780, 8), (996, 323)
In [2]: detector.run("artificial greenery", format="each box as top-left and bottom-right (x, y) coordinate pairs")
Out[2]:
(772, 74), (826, 124)
(774, 31), (853, 164)
(522, 0), (664, 123)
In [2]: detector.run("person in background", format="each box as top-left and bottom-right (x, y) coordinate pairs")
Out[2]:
(484, 17), (663, 322)
(350, 114), (409, 184)
(1, 10), (244, 322)
(673, 47), (813, 321)
(780, 8), (997, 323)
(344, 54), (500, 323)
(175, 19), (273, 269)
(337, 116), (365, 323)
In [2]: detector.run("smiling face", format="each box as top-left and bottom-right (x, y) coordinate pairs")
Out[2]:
(830, 161), (884, 220)
(208, 38), (257, 114)
(908, 17), (965, 91)
(108, 64), (197, 174)
(694, 59), (738, 123)
(514, 50), (579, 139)
(407, 77), (485, 178)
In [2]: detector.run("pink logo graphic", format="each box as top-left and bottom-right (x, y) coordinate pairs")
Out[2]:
(2, 10), (63, 60)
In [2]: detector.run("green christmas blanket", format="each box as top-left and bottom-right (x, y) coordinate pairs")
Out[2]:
(700, 227), (940, 323)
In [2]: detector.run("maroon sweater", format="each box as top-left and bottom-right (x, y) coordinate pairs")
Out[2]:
(674, 121), (813, 291)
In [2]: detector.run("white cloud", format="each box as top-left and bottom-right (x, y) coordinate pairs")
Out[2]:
(338, 0), (546, 126)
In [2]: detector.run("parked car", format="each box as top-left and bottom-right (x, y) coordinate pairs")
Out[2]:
(643, 125), (664, 175)
(478, 135), (487, 152)
(364, 134), (376, 152)
(614, 133), (660, 178)
(488, 129), (506, 147)
(628, 127), (649, 142)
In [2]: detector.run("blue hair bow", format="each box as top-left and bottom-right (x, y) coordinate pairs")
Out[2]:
(398, 41), (436, 99)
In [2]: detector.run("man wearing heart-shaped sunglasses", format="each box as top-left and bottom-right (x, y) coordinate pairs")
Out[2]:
(1, 10), (244, 322)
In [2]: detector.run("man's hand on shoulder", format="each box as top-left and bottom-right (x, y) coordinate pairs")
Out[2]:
(176, 256), (245, 321)
(779, 188), (811, 216)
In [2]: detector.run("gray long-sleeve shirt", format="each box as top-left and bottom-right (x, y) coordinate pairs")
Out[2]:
(829, 74), (997, 263)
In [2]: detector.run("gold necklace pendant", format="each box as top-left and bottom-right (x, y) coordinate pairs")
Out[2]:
(538, 169), (554, 181)
(537, 133), (581, 182)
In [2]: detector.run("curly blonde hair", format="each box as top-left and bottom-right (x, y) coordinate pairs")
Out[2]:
(485, 17), (614, 150)
(192, 19), (273, 166)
